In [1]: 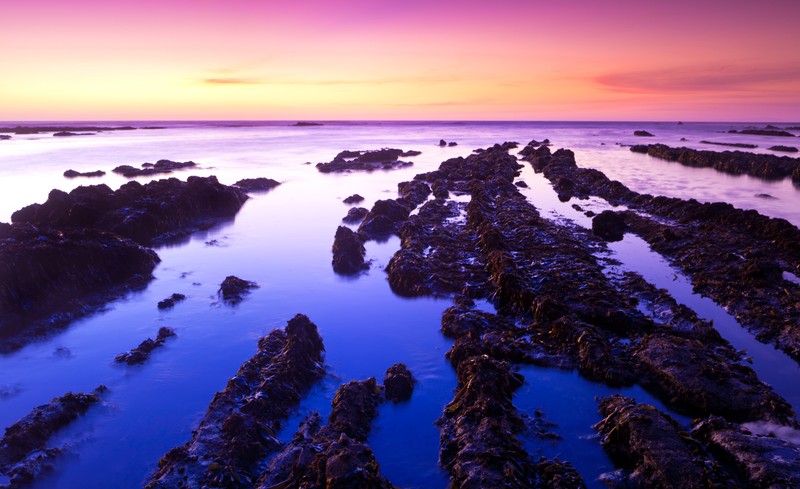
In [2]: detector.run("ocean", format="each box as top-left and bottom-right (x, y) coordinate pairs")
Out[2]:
(1, 121), (798, 488)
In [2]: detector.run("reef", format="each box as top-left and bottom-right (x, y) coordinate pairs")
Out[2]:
(700, 141), (758, 148)
(112, 159), (197, 178)
(630, 143), (800, 181)
(146, 314), (325, 489)
(11, 176), (248, 246)
(233, 177), (280, 192)
(315, 148), (419, 173)
(729, 129), (795, 137)
(0, 387), (106, 488)
(63, 169), (105, 178)
(114, 327), (176, 365)
(769, 145), (798, 153)
(0, 224), (159, 352)
(218, 276), (259, 304)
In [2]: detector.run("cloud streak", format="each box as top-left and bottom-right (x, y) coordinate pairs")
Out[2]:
(594, 65), (800, 94)
(199, 72), (459, 87)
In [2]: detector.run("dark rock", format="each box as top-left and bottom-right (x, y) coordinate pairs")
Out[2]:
(342, 194), (364, 204)
(755, 193), (776, 199)
(147, 314), (325, 489)
(0, 125), (135, 134)
(595, 395), (731, 488)
(439, 139), (447, 146)
(634, 130), (655, 137)
(157, 293), (186, 310)
(291, 121), (323, 126)
(448, 141), (457, 146)
(701, 140), (758, 148)
(692, 416), (800, 487)
(112, 159), (197, 178)
(53, 131), (94, 137)
(383, 363), (414, 402)
(397, 180), (431, 206)
(357, 198), (414, 239)
(12, 176), (248, 246)
(0, 224), (159, 352)
(218, 276), (258, 304)
(115, 327), (176, 365)
(255, 377), (393, 489)
(331, 226), (368, 275)
(0, 135), (11, 140)
(63, 169), (105, 178)
(769, 145), (798, 153)
(729, 129), (795, 137)
(341, 207), (369, 224)
(515, 180), (528, 188)
(315, 148), (416, 173)
(233, 177), (280, 192)
(0, 387), (106, 487)
(592, 210), (626, 241)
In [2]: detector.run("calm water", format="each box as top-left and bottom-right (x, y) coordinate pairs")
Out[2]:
(0, 121), (798, 488)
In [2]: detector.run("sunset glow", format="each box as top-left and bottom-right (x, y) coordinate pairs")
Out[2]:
(2, 0), (799, 121)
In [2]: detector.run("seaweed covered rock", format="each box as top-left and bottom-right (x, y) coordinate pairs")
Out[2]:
(147, 314), (325, 489)
(331, 226), (368, 275)
(357, 198), (414, 239)
(397, 180), (432, 206)
(11, 176), (248, 246)
(383, 363), (414, 402)
(115, 327), (176, 365)
(255, 377), (393, 489)
(341, 207), (369, 224)
(592, 210), (627, 241)
(233, 177), (280, 192)
(316, 148), (418, 173)
(0, 387), (106, 487)
(218, 275), (258, 304)
(0, 224), (159, 352)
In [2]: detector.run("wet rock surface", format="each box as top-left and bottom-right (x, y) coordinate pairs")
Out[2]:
(630, 143), (800, 181)
(592, 210), (626, 241)
(383, 363), (414, 402)
(112, 159), (197, 178)
(0, 387), (106, 488)
(218, 275), (259, 304)
(0, 224), (159, 352)
(255, 376), (396, 489)
(157, 293), (186, 310)
(315, 148), (419, 173)
(12, 176), (248, 246)
(527, 143), (800, 363)
(63, 169), (105, 178)
(341, 206), (368, 224)
(331, 225), (368, 275)
(342, 193), (364, 204)
(146, 314), (325, 489)
(233, 177), (280, 192)
(114, 327), (176, 365)
(357, 198), (415, 240)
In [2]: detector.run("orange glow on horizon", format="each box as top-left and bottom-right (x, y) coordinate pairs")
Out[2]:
(2, 1), (799, 121)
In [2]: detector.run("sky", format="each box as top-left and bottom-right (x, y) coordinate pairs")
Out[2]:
(1, 0), (799, 121)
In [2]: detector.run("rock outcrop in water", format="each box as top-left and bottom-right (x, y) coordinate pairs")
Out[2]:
(147, 314), (325, 489)
(0, 386), (106, 488)
(729, 129), (795, 137)
(255, 375), (398, 489)
(233, 177), (280, 192)
(700, 140), (758, 149)
(631, 143), (800, 181)
(342, 194), (364, 204)
(315, 148), (419, 173)
(63, 169), (105, 178)
(769, 145), (798, 153)
(331, 226), (368, 275)
(115, 327), (176, 365)
(112, 159), (197, 178)
(0, 224), (159, 352)
(0, 125), (136, 135)
(11, 176), (248, 246)
(218, 276), (258, 304)
(157, 293), (186, 310)
(341, 206), (368, 224)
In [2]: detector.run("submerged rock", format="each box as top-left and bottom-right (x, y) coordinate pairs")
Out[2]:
(114, 327), (176, 365)
(0, 224), (159, 352)
(0, 386), (106, 487)
(233, 177), (280, 192)
(12, 176), (248, 246)
(63, 169), (105, 178)
(331, 226), (368, 275)
(147, 314), (325, 489)
(218, 275), (258, 304)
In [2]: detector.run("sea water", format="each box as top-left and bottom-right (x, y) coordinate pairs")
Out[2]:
(0, 121), (798, 488)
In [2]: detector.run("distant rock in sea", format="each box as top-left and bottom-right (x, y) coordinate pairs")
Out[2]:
(53, 131), (94, 137)
(729, 129), (795, 137)
(634, 130), (654, 137)
(291, 122), (323, 126)
(63, 169), (106, 178)
(768, 145), (798, 153)
(700, 141), (758, 149)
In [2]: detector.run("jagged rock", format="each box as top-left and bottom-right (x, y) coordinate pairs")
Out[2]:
(341, 207), (369, 224)
(233, 177), (280, 192)
(157, 293), (186, 310)
(397, 180), (431, 206)
(383, 363), (414, 402)
(331, 226), (368, 275)
(358, 198), (414, 239)
(316, 148), (417, 173)
(218, 276), (258, 304)
(0, 224), (159, 352)
(114, 327), (176, 365)
(147, 315), (325, 489)
(12, 176), (248, 246)
(592, 210), (626, 241)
